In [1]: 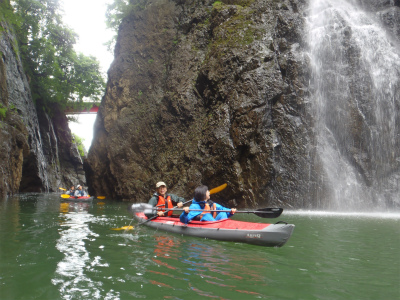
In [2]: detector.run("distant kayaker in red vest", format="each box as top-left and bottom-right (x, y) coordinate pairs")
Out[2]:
(148, 181), (185, 217)
(180, 185), (236, 224)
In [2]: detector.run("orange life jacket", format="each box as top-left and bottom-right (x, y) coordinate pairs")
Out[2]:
(157, 195), (173, 216)
(200, 202), (217, 220)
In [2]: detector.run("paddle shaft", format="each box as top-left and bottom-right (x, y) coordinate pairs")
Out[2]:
(164, 208), (279, 214)
(137, 199), (193, 226)
(168, 208), (283, 218)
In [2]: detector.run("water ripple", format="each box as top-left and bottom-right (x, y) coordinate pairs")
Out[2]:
(52, 210), (118, 299)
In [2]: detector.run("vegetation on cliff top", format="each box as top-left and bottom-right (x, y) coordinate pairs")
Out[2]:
(0, 0), (105, 115)
(72, 133), (86, 157)
(104, 0), (150, 51)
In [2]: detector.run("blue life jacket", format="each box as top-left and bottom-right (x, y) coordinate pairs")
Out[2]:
(179, 199), (232, 224)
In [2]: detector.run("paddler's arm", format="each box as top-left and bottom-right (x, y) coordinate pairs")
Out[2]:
(169, 194), (185, 208)
(145, 196), (159, 218)
(179, 205), (203, 224)
(179, 206), (190, 224)
(215, 203), (236, 217)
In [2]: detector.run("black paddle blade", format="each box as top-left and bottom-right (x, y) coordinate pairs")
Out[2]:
(254, 208), (283, 218)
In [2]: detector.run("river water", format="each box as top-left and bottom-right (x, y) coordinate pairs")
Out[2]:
(0, 193), (399, 299)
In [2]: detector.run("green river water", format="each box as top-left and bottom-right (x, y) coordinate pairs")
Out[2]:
(0, 193), (399, 300)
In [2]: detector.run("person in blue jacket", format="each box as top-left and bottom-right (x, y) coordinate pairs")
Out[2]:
(180, 185), (236, 224)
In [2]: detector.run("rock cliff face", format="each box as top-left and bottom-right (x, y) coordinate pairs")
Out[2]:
(86, 0), (310, 206)
(87, 0), (400, 209)
(0, 22), (85, 198)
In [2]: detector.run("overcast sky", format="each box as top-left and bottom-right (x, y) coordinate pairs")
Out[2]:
(62, 0), (114, 151)
(62, 0), (114, 73)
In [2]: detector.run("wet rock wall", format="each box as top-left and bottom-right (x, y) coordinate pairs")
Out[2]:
(0, 21), (85, 198)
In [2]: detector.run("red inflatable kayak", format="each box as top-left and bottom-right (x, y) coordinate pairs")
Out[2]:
(133, 212), (294, 247)
(62, 196), (94, 201)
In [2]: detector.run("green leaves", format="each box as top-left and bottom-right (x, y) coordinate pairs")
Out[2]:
(105, 0), (146, 52)
(72, 133), (86, 157)
(72, 54), (105, 102)
(2, 0), (106, 114)
(0, 104), (7, 121)
(105, 0), (131, 33)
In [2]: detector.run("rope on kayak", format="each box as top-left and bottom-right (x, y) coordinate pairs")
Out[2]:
(275, 221), (288, 224)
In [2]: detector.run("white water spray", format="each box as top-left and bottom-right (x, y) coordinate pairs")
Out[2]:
(307, 0), (400, 210)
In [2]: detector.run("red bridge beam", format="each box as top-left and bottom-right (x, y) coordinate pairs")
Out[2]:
(65, 104), (99, 114)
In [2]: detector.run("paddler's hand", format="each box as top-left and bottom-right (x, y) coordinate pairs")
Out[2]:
(157, 211), (165, 217)
(177, 202), (183, 208)
(183, 207), (189, 213)
(231, 208), (237, 214)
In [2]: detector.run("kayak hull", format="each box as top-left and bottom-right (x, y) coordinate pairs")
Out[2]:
(63, 196), (94, 202)
(133, 212), (294, 247)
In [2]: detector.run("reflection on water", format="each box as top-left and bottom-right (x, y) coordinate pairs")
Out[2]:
(52, 201), (119, 299)
(1, 194), (398, 300)
(125, 212), (399, 299)
(59, 201), (91, 213)
(181, 242), (267, 298)
(140, 234), (270, 298)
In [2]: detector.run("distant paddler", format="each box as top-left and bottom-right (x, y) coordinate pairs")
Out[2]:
(74, 184), (88, 197)
(65, 185), (75, 195)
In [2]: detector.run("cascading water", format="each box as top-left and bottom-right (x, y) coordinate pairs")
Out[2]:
(307, 0), (400, 210)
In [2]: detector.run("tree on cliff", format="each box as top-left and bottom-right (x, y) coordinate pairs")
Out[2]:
(0, 0), (105, 114)
(105, 0), (135, 51)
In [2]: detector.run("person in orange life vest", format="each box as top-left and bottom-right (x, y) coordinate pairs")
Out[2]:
(179, 185), (236, 224)
(147, 181), (185, 217)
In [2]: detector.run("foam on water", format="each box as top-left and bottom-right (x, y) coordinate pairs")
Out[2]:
(285, 210), (400, 219)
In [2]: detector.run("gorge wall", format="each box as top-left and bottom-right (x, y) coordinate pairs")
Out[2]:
(0, 21), (85, 198)
(86, 0), (400, 209)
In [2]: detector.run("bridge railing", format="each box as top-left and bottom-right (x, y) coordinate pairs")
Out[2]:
(65, 103), (99, 114)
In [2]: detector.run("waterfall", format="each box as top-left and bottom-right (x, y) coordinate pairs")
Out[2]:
(307, 0), (400, 210)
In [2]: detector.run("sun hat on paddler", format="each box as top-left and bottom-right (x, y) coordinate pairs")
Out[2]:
(156, 181), (167, 188)
(77, 184), (81, 188)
